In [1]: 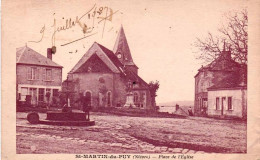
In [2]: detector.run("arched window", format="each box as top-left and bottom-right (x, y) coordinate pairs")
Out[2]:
(134, 92), (138, 103)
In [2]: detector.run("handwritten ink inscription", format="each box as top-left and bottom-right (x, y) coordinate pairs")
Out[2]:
(28, 25), (45, 43)
(29, 4), (118, 47)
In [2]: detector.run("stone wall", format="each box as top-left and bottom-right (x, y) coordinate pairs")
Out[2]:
(69, 72), (152, 109)
(70, 72), (116, 108)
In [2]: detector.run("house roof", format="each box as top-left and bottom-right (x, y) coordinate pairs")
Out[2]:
(173, 107), (189, 116)
(207, 69), (247, 90)
(194, 53), (242, 78)
(113, 26), (136, 66)
(16, 46), (62, 68)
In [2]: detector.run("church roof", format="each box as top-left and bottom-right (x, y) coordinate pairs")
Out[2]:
(97, 43), (124, 70)
(69, 42), (149, 88)
(16, 46), (62, 68)
(98, 43), (148, 88)
(125, 69), (149, 88)
(69, 42), (123, 74)
(113, 26), (136, 66)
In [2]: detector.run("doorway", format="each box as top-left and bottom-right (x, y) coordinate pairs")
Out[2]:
(221, 97), (226, 116)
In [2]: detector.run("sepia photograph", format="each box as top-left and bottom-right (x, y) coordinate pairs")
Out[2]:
(2, 0), (260, 159)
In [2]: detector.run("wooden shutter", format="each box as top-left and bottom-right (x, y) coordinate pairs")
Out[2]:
(52, 69), (54, 81)
(27, 67), (31, 80)
(37, 68), (40, 80)
(42, 68), (46, 80)
(36, 68), (40, 80)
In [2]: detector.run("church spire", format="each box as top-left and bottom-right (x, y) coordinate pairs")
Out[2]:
(113, 25), (136, 66)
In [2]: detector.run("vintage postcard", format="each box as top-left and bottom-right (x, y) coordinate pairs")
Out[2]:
(1, 0), (260, 159)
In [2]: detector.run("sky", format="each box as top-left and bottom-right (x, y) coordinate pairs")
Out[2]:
(7, 0), (247, 103)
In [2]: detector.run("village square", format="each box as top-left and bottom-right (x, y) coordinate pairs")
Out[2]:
(14, 2), (247, 154)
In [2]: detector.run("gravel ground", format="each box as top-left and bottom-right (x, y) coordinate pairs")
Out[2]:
(16, 112), (246, 154)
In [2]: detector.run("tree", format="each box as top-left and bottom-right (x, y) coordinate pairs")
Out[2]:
(194, 9), (247, 64)
(148, 80), (160, 107)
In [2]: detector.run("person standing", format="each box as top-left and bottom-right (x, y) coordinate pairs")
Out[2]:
(188, 107), (193, 116)
(82, 95), (91, 121)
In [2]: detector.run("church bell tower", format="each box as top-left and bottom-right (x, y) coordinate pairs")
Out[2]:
(113, 25), (139, 75)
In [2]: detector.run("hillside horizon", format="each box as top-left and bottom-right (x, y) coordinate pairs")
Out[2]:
(158, 100), (194, 107)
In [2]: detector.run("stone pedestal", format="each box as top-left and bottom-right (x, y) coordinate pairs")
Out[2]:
(124, 91), (136, 108)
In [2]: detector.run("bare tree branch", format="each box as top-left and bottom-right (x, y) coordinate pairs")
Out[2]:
(193, 9), (247, 64)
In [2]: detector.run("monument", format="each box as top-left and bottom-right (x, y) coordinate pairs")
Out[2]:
(124, 80), (136, 108)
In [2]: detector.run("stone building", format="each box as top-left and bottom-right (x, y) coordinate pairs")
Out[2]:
(194, 46), (247, 118)
(16, 46), (63, 107)
(67, 26), (153, 110)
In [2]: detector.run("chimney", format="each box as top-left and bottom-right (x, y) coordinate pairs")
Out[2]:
(240, 66), (247, 87)
(223, 50), (231, 60)
(222, 41), (231, 60)
(47, 48), (52, 60)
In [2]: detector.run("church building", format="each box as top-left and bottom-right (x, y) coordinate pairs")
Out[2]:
(67, 26), (153, 110)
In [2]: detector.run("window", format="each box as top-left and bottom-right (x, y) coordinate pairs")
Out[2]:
(27, 67), (39, 80)
(36, 68), (40, 79)
(53, 89), (59, 97)
(38, 88), (45, 102)
(46, 89), (51, 98)
(216, 97), (220, 110)
(46, 69), (52, 81)
(21, 87), (28, 101)
(228, 97), (232, 110)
